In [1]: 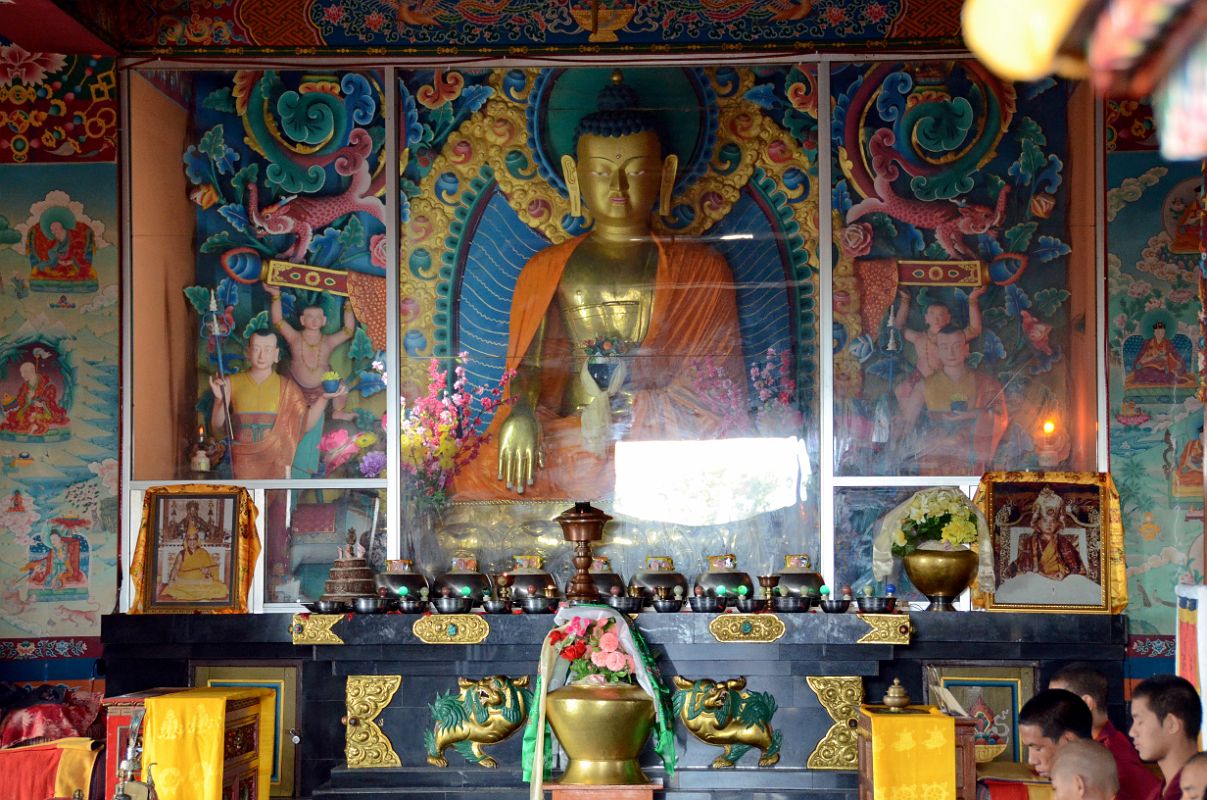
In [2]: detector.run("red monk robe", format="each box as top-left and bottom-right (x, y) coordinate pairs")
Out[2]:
(455, 234), (746, 500)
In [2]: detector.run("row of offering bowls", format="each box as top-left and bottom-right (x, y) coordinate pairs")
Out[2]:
(303, 594), (560, 615)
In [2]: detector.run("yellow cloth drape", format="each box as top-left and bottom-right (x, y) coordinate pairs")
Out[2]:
(865, 705), (956, 800)
(129, 485), (259, 613)
(972, 472), (1127, 613)
(1, 737), (101, 797)
(143, 687), (274, 800)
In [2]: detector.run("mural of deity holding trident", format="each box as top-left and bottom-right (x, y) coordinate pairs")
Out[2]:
(455, 71), (746, 500)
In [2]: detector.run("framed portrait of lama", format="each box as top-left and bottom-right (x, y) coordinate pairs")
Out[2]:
(129, 484), (259, 614)
(976, 472), (1122, 613)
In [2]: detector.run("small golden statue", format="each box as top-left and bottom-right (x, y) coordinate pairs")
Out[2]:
(425, 675), (531, 768)
(671, 676), (782, 768)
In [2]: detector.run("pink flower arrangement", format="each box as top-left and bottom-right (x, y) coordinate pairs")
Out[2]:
(547, 615), (636, 685)
(400, 353), (514, 510)
(689, 356), (749, 436)
(751, 347), (803, 436)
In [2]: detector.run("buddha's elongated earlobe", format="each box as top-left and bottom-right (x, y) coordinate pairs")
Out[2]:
(561, 154), (582, 218)
(659, 154), (678, 216)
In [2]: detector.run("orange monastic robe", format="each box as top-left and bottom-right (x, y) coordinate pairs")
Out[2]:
(229, 372), (309, 479)
(455, 234), (745, 500)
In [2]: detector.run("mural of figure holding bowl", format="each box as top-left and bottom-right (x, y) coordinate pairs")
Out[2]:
(829, 60), (1080, 478)
(181, 70), (388, 480)
(25, 204), (98, 294)
(0, 344), (71, 441)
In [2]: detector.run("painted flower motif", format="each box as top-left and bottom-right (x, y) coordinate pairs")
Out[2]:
(189, 184), (220, 210)
(0, 45), (66, 87)
(839, 222), (874, 260)
(322, 4), (346, 24)
(369, 233), (389, 269)
(863, 1), (887, 23)
(363, 11), (386, 31)
(1128, 280), (1153, 298)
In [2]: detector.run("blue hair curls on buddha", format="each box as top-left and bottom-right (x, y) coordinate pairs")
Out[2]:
(572, 70), (662, 150)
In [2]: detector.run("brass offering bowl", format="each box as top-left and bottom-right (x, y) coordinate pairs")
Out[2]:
(771, 595), (807, 613)
(353, 596), (387, 614)
(819, 599), (850, 613)
(520, 594), (557, 614)
(687, 595), (723, 614)
(856, 596), (896, 614)
(606, 595), (643, 614)
(652, 598), (684, 613)
(396, 598), (428, 614)
(433, 596), (472, 614)
(735, 597), (766, 613)
(482, 598), (512, 614)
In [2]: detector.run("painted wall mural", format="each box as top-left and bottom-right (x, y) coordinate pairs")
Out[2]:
(1106, 104), (1205, 637)
(182, 69), (388, 483)
(0, 163), (120, 645)
(0, 47), (116, 164)
(117, 0), (960, 53)
(830, 63), (1079, 480)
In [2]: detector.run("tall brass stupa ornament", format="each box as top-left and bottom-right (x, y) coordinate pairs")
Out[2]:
(556, 502), (612, 603)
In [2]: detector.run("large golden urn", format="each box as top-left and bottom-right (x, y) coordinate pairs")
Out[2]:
(545, 682), (654, 784)
(902, 548), (978, 612)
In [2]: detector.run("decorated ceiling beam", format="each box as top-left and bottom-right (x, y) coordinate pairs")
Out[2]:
(112, 0), (965, 56)
(0, 0), (117, 54)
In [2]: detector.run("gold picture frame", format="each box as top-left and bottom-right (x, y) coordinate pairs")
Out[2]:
(129, 484), (259, 613)
(975, 471), (1125, 614)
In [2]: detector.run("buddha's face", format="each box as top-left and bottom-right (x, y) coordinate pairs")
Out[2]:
(575, 130), (663, 227)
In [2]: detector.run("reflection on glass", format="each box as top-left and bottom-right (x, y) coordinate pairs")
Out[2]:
(263, 488), (385, 602)
(177, 69), (388, 480)
(829, 60), (1091, 476)
(834, 486), (933, 601)
(613, 437), (808, 525)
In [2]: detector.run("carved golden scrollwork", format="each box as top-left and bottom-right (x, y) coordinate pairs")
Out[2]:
(290, 613), (344, 645)
(345, 675), (402, 768)
(856, 613), (913, 645)
(412, 613), (491, 645)
(806, 676), (863, 771)
(707, 613), (786, 643)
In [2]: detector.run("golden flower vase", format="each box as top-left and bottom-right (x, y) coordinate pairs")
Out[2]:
(902, 549), (978, 611)
(545, 682), (654, 785)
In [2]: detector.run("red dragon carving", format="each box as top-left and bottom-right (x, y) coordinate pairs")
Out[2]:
(847, 128), (1009, 260)
(246, 127), (387, 262)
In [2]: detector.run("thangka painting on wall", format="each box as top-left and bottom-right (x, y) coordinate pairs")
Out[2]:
(1106, 144), (1205, 636)
(0, 160), (120, 641)
(181, 70), (389, 481)
(394, 66), (820, 575)
(0, 341), (71, 442)
(830, 61), (1081, 477)
(22, 517), (91, 602)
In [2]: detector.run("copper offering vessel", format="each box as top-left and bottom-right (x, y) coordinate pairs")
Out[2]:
(556, 501), (612, 604)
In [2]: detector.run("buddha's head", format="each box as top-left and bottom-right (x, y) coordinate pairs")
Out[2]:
(562, 71), (677, 236)
(1152, 320), (1167, 341)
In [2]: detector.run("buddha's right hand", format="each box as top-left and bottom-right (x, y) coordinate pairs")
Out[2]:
(498, 406), (543, 494)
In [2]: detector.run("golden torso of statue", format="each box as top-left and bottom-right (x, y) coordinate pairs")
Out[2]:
(554, 238), (658, 414)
